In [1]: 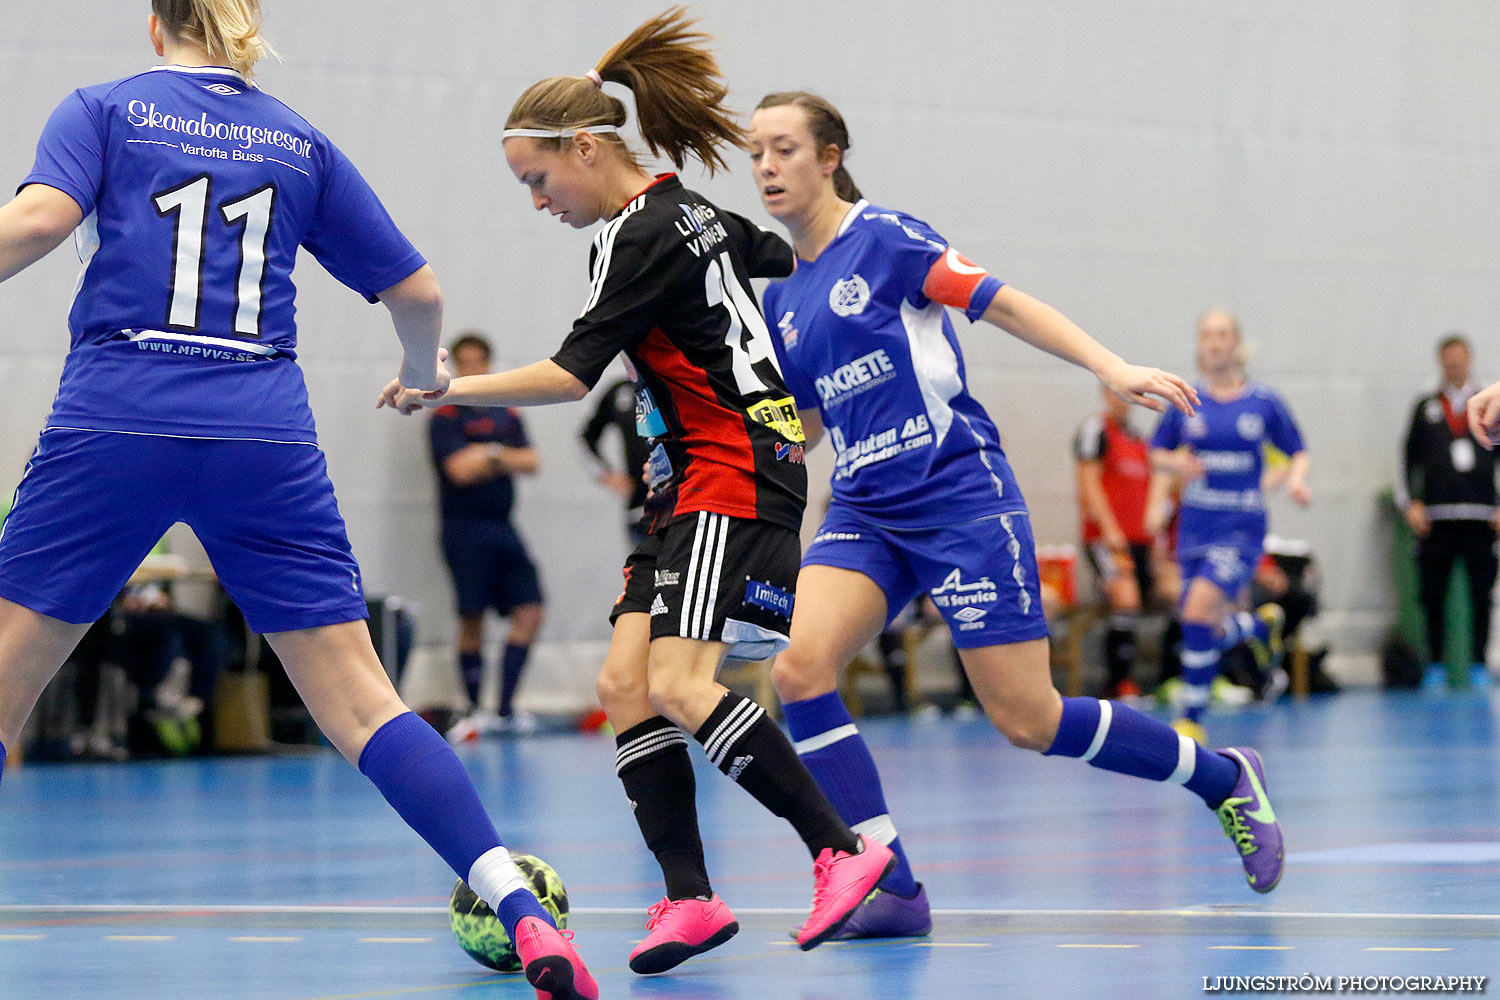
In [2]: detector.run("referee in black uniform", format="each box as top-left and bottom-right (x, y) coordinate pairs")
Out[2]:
(1398, 333), (1498, 690)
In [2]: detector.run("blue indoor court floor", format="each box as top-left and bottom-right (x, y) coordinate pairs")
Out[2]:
(2, 689), (1498, 1000)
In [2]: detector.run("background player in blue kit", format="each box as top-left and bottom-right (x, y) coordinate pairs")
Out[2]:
(382, 10), (895, 973)
(747, 92), (1288, 916)
(0, 3), (596, 997)
(430, 331), (546, 743)
(1148, 309), (1311, 742)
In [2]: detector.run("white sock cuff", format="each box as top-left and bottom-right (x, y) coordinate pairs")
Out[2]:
(793, 723), (860, 755)
(851, 813), (900, 846)
(1080, 699), (1112, 763)
(467, 846), (527, 906)
(1166, 734), (1198, 785)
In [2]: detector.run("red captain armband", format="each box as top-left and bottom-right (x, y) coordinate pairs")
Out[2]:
(922, 247), (1004, 321)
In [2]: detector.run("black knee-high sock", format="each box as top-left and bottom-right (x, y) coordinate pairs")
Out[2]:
(1105, 615), (1137, 687)
(615, 717), (712, 901)
(693, 692), (859, 859)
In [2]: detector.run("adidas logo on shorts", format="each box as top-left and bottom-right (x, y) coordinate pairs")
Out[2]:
(650, 594), (669, 616)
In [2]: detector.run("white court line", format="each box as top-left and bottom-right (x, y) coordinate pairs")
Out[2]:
(0, 934), (46, 941)
(4, 904), (1497, 923)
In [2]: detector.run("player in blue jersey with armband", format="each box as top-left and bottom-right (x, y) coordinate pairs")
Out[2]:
(0, 3), (595, 996)
(1146, 310), (1311, 742)
(748, 92), (1287, 922)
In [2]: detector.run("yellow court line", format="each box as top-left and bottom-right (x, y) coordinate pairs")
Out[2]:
(231, 936), (303, 943)
(359, 938), (434, 944)
(1210, 945), (1294, 951)
(1057, 944), (1140, 949)
(0, 934), (46, 941)
(1365, 946), (1453, 952)
(105, 935), (176, 942)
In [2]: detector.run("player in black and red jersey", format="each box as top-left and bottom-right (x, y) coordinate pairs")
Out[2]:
(1074, 386), (1178, 700)
(379, 9), (893, 975)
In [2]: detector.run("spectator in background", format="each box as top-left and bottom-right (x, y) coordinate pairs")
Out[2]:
(579, 374), (653, 549)
(1399, 333), (1497, 691)
(1075, 385), (1176, 700)
(430, 332), (545, 740)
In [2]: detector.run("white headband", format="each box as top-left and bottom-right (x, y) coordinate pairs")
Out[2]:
(501, 125), (620, 139)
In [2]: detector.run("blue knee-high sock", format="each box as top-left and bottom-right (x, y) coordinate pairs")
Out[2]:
(1043, 697), (1238, 806)
(499, 643), (529, 718)
(783, 691), (919, 896)
(1179, 622), (1219, 723)
(458, 651), (484, 708)
(0, 736), (6, 786)
(358, 712), (551, 940)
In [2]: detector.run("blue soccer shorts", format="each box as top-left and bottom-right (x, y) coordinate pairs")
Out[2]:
(1176, 526), (1264, 602)
(803, 504), (1050, 649)
(0, 429), (368, 633)
(440, 517), (543, 616)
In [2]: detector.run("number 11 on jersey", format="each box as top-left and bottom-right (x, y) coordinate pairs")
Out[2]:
(152, 173), (276, 339)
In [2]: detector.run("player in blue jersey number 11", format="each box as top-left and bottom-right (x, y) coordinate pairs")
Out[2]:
(0, 3), (594, 997)
(747, 92), (1285, 917)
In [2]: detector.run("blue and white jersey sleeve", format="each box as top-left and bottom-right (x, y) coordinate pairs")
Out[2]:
(860, 210), (1003, 322)
(303, 138), (424, 302)
(1150, 406), (1184, 451)
(1261, 387), (1305, 455)
(23, 90), (106, 215)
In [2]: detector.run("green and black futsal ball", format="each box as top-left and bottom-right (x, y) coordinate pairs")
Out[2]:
(449, 852), (569, 972)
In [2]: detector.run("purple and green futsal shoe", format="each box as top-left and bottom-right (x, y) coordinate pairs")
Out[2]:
(1215, 747), (1284, 893)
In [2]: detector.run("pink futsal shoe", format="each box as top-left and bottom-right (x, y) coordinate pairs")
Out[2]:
(513, 916), (599, 1000)
(796, 834), (897, 950)
(628, 894), (740, 974)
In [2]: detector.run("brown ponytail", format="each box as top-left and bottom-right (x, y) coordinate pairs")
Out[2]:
(152, 0), (277, 80)
(506, 7), (745, 175)
(756, 91), (862, 202)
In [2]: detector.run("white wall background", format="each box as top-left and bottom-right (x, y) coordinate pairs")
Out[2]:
(3, 2), (1498, 695)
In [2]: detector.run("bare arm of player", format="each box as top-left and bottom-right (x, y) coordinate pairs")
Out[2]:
(376, 265), (449, 396)
(380, 359), (588, 414)
(0, 184), (82, 284)
(442, 444), (541, 487)
(980, 285), (1198, 416)
(1144, 460), (1178, 538)
(799, 407), (825, 450)
(1077, 459), (1128, 550)
(1468, 379), (1500, 449)
(1283, 450), (1312, 506)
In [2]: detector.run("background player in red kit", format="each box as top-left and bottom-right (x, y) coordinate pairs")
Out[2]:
(380, 8), (893, 973)
(1076, 386), (1174, 700)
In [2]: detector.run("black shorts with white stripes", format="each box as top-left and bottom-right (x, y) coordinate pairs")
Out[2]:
(610, 511), (799, 661)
